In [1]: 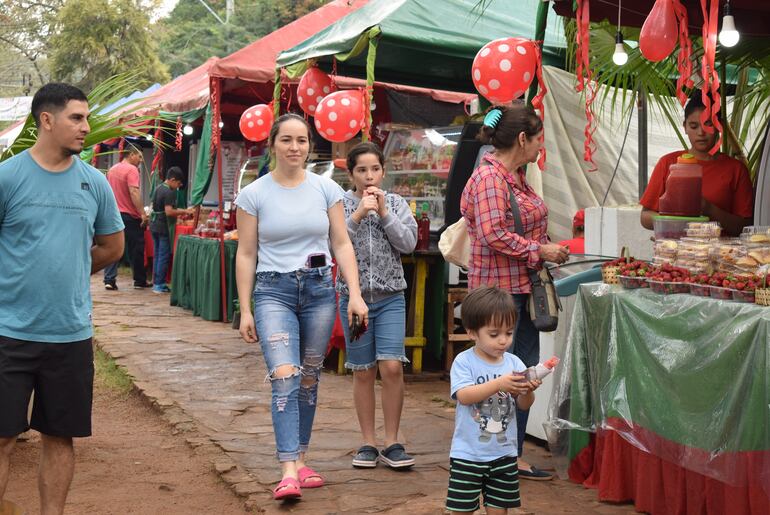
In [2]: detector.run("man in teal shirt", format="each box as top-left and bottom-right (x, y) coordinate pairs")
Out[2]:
(0, 83), (124, 515)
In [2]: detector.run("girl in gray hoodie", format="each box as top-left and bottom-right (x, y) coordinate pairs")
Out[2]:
(337, 142), (418, 470)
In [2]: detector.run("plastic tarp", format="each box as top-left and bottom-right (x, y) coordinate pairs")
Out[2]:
(276, 0), (568, 92)
(546, 283), (770, 513)
(129, 57), (219, 116)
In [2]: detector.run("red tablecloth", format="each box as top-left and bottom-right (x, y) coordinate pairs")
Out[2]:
(569, 428), (770, 515)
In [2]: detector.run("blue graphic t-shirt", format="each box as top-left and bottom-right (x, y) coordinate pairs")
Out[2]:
(0, 151), (124, 342)
(449, 347), (526, 461)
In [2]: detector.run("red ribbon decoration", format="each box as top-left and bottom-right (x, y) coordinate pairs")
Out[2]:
(117, 137), (125, 160)
(530, 41), (548, 170)
(150, 122), (164, 176)
(175, 116), (183, 151)
(91, 143), (100, 166)
(700, 0), (722, 154)
(575, 0), (597, 171)
(209, 77), (221, 172)
(362, 86), (373, 141)
(672, 1), (694, 107)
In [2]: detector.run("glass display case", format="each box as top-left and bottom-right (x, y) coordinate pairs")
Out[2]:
(382, 126), (462, 231)
(308, 160), (352, 191)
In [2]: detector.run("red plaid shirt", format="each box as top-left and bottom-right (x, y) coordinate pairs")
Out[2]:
(460, 152), (549, 294)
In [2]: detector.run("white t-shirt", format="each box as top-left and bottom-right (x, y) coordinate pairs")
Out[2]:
(235, 171), (343, 273)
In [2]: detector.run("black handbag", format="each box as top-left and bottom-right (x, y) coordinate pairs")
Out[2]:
(507, 184), (561, 332)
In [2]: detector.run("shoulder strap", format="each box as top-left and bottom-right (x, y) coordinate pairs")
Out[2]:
(507, 183), (525, 238)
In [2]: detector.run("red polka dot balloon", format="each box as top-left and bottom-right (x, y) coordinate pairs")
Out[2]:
(298, 67), (336, 117)
(314, 89), (365, 143)
(471, 37), (538, 104)
(238, 104), (273, 142)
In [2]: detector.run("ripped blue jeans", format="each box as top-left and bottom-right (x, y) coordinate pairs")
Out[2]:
(253, 266), (336, 462)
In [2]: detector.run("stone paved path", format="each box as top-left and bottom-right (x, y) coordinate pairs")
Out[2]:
(91, 275), (635, 514)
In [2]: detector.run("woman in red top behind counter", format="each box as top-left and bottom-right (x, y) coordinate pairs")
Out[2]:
(639, 95), (754, 236)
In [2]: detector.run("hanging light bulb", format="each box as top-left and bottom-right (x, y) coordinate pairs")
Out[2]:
(612, 1), (628, 66)
(183, 124), (193, 135)
(218, 121), (224, 128)
(145, 133), (153, 141)
(613, 32), (629, 65)
(370, 100), (377, 111)
(718, 1), (740, 47)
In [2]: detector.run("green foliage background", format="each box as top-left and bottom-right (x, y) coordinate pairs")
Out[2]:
(156, 0), (326, 78)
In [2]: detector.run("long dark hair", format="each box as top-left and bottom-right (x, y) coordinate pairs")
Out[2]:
(477, 104), (542, 150)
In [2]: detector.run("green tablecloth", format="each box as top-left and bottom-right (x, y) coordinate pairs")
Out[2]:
(550, 282), (769, 483)
(170, 236), (238, 322)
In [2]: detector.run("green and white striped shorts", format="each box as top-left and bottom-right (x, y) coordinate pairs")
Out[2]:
(445, 456), (521, 512)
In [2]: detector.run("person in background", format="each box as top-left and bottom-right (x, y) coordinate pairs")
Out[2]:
(149, 166), (193, 293)
(445, 286), (542, 514)
(461, 103), (568, 481)
(0, 82), (124, 515)
(639, 94), (754, 236)
(234, 114), (368, 501)
(339, 142), (417, 470)
(558, 209), (585, 255)
(103, 144), (148, 290)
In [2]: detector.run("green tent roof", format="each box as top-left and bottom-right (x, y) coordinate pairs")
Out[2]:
(276, 0), (567, 93)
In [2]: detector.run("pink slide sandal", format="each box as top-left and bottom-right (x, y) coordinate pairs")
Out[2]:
(273, 477), (302, 500)
(297, 466), (325, 488)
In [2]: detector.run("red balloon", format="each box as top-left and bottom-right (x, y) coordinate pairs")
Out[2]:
(639, 0), (678, 62)
(314, 90), (364, 143)
(472, 37), (537, 104)
(238, 104), (273, 142)
(298, 67), (336, 116)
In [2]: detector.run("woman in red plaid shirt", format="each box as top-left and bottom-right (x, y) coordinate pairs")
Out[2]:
(460, 104), (569, 481)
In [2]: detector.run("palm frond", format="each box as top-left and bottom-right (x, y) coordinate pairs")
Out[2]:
(1, 74), (171, 163)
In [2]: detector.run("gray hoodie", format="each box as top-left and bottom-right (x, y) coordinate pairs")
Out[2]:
(337, 190), (418, 303)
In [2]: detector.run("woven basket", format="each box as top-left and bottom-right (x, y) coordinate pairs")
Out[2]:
(757, 274), (770, 306)
(602, 266), (620, 284)
(602, 246), (631, 285)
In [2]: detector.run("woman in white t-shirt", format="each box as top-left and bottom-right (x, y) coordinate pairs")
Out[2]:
(235, 114), (368, 501)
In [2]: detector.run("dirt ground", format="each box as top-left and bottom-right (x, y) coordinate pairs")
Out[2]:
(3, 382), (248, 515)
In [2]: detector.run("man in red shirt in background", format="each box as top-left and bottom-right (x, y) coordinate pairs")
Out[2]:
(103, 144), (149, 290)
(558, 209), (585, 255)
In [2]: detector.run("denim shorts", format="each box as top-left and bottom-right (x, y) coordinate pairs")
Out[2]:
(339, 292), (408, 370)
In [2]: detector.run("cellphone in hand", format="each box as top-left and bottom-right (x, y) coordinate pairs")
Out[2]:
(349, 314), (367, 341)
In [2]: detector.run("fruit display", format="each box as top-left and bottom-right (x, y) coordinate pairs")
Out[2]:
(689, 282), (711, 297)
(709, 286), (734, 300)
(616, 260), (651, 289)
(647, 264), (691, 294)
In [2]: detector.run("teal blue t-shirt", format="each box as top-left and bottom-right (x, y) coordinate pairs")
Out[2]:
(0, 151), (124, 342)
